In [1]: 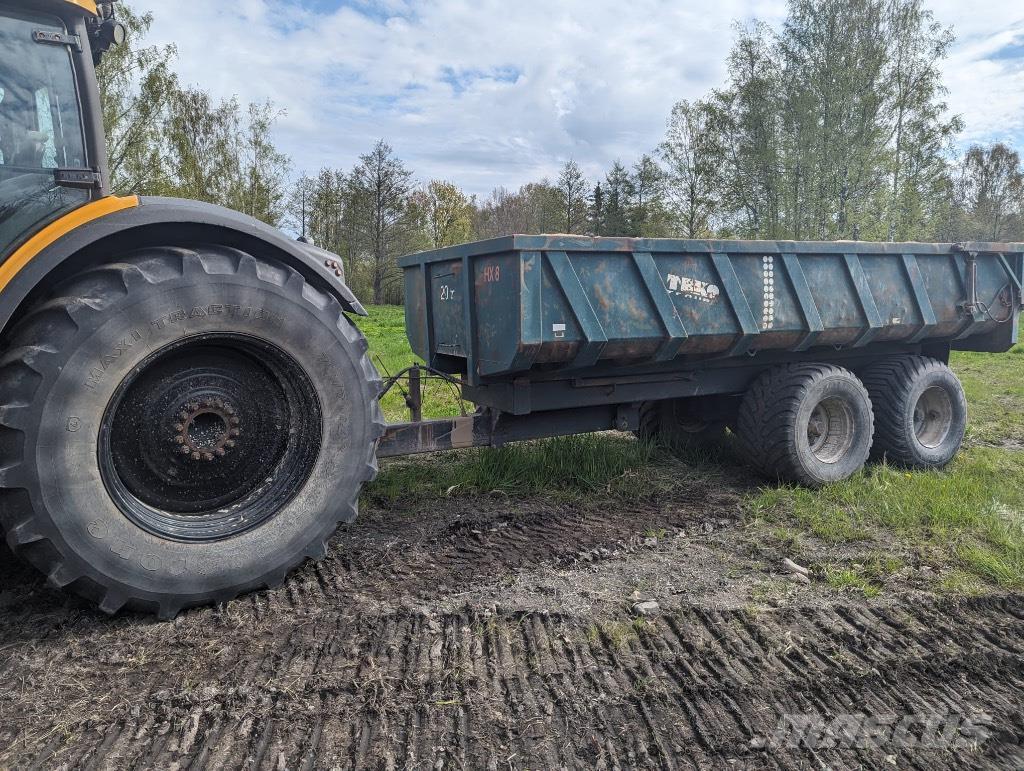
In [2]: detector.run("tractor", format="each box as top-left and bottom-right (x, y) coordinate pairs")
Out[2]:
(0, 0), (384, 618)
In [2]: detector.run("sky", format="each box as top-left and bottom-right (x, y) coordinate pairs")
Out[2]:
(129, 0), (1024, 197)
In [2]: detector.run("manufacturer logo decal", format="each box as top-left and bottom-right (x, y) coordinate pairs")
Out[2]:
(666, 273), (720, 304)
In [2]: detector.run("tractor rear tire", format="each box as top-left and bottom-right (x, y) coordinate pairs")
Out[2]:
(736, 363), (874, 486)
(0, 246), (384, 618)
(861, 356), (967, 469)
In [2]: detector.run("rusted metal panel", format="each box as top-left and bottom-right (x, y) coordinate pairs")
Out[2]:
(398, 237), (1023, 381)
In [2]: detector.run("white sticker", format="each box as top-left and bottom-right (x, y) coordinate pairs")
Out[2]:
(666, 273), (721, 304)
(552, 323), (566, 339)
(762, 255), (776, 330)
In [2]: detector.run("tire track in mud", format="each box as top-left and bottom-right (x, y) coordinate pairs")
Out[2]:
(2, 488), (1023, 769)
(329, 487), (744, 604)
(2, 596), (1023, 768)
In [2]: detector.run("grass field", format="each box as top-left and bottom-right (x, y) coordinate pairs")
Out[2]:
(361, 304), (1024, 594)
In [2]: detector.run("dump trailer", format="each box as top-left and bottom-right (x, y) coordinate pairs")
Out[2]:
(388, 237), (1021, 479)
(0, 1), (1021, 618)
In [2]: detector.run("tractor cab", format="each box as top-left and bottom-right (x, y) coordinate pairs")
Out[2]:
(0, 0), (120, 259)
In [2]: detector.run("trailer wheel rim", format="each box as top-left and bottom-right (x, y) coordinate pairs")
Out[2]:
(98, 333), (323, 543)
(806, 397), (856, 464)
(913, 386), (954, 449)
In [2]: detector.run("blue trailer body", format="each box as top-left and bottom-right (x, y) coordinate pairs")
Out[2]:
(399, 237), (1022, 413)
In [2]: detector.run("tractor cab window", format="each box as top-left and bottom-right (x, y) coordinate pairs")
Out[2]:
(0, 10), (89, 259)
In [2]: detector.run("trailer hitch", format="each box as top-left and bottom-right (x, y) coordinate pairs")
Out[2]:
(374, 363), (640, 459)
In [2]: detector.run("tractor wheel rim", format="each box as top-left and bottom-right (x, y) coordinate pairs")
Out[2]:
(98, 333), (322, 543)
(913, 386), (953, 449)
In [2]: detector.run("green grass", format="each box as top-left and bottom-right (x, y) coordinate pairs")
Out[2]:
(825, 568), (883, 598)
(366, 432), (659, 504)
(952, 329), (1024, 447)
(750, 449), (1024, 589)
(359, 304), (464, 423)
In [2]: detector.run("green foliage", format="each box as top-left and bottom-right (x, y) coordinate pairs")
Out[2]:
(110, 0), (1022, 310)
(288, 169), (348, 253)
(951, 144), (1024, 241)
(97, 6), (177, 195)
(556, 160), (589, 234)
(344, 140), (422, 304)
(695, 0), (962, 241)
(421, 180), (474, 248)
(473, 182), (563, 239)
(660, 100), (722, 237)
(824, 567), (883, 598)
(98, 4), (290, 225)
(585, 158), (670, 237)
(952, 324), (1024, 447)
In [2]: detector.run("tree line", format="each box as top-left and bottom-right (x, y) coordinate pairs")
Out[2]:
(98, 8), (289, 226)
(102, 1), (1024, 305)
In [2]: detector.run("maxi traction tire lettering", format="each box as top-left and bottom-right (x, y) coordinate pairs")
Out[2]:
(0, 246), (385, 619)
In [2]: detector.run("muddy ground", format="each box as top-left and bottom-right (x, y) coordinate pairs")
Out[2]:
(1, 464), (1022, 769)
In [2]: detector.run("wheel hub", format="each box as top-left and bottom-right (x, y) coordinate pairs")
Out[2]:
(98, 334), (322, 542)
(806, 397), (856, 464)
(173, 398), (241, 462)
(913, 386), (953, 449)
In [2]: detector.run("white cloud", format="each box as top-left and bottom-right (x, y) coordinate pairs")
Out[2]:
(929, 1), (1024, 148)
(128, 0), (1023, 196)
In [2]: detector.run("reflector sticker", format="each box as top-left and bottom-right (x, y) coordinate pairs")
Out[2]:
(762, 256), (776, 330)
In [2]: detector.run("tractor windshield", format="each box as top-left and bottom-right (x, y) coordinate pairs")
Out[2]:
(0, 9), (89, 259)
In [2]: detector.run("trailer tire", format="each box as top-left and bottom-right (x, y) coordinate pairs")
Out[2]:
(0, 246), (384, 618)
(736, 363), (873, 486)
(637, 400), (728, 453)
(861, 356), (966, 470)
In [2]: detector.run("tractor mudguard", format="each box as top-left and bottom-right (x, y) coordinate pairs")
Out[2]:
(0, 196), (367, 335)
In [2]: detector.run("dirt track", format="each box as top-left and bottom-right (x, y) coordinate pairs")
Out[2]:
(1, 469), (1022, 769)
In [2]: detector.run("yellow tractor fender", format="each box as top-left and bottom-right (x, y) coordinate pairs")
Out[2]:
(0, 195), (367, 335)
